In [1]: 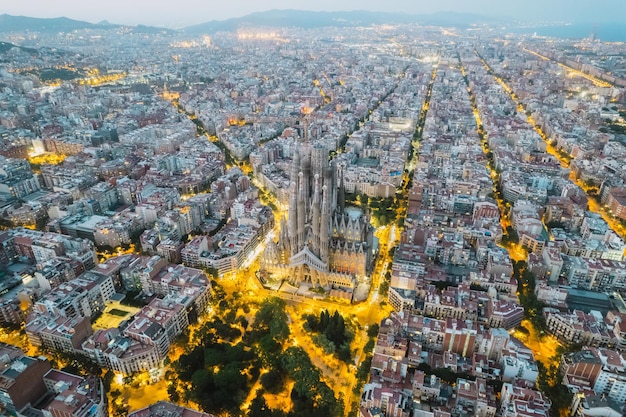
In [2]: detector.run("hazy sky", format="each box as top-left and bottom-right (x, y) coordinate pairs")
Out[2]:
(3, 0), (625, 27)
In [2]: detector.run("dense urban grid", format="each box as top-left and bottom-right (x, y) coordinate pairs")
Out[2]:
(0, 12), (625, 417)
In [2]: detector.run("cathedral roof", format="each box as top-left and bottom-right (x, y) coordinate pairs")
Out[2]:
(289, 245), (328, 273)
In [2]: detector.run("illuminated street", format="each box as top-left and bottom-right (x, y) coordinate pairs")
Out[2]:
(522, 48), (613, 88)
(477, 52), (626, 245)
(511, 319), (562, 368)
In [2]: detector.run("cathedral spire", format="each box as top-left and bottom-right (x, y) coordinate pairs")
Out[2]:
(311, 174), (321, 256)
(301, 106), (311, 145)
(320, 184), (330, 263)
(279, 216), (290, 253)
(297, 171), (306, 251)
(338, 165), (346, 214)
(290, 148), (301, 183)
(303, 115), (309, 144)
(288, 180), (298, 255)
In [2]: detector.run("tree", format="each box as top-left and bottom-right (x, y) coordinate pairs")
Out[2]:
(536, 361), (572, 416)
(110, 389), (122, 400)
(313, 334), (336, 354)
(280, 346), (342, 416)
(251, 297), (290, 343)
(306, 310), (352, 362)
(416, 363), (432, 374)
(502, 226), (519, 245)
(366, 324), (379, 338)
(303, 313), (320, 332)
(191, 369), (213, 394)
(111, 402), (129, 417)
(337, 343), (352, 363)
(248, 393), (271, 417)
(167, 383), (180, 402)
(324, 311), (346, 347)
(237, 315), (249, 330)
(213, 362), (247, 393)
(584, 179), (598, 189)
(174, 346), (205, 381)
(356, 355), (372, 381)
(260, 369), (286, 394)
(516, 325), (530, 336)
(54, 351), (103, 377)
(103, 370), (114, 391)
(379, 280), (390, 297)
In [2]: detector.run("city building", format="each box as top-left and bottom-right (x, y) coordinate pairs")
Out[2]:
(261, 143), (375, 292)
(0, 343), (105, 417)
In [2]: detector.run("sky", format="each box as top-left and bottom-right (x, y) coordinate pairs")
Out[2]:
(2, 0), (626, 27)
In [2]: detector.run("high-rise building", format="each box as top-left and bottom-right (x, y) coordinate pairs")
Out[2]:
(261, 143), (375, 292)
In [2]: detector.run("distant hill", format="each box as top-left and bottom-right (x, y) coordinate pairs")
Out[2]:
(0, 14), (107, 33)
(133, 24), (177, 35)
(184, 9), (503, 34)
(0, 41), (37, 54)
(0, 10), (505, 36)
(0, 14), (175, 35)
